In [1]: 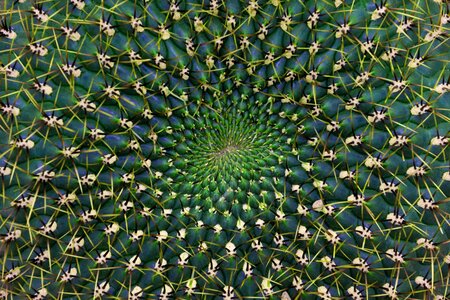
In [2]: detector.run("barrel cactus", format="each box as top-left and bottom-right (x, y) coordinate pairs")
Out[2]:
(0, 0), (449, 298)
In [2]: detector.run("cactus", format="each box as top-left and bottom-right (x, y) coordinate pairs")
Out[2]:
(0, 0), (449, 299)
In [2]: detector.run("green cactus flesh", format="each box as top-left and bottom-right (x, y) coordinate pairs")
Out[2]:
(0, 0), (449, 299)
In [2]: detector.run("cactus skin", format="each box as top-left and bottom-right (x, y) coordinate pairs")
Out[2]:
(0, 0), (449, 299)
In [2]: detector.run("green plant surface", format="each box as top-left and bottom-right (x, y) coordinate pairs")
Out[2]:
(0, 0), (449, 299)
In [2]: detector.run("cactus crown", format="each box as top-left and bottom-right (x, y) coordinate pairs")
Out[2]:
(0, 0), (449, 299)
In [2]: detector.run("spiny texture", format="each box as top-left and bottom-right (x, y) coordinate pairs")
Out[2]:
(1, 0), (450, 299)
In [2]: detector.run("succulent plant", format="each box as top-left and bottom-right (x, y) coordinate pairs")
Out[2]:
(1, 0), (449, 299)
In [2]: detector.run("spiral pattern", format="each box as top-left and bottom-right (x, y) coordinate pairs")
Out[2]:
(0, 0), (449, 299)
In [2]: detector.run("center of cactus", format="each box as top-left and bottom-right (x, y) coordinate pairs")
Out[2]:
(179, 104), (290, 188)
(215, 144), (240, 156)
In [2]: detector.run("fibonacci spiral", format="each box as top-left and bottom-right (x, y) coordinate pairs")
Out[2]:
(0, 0), (449, 299)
